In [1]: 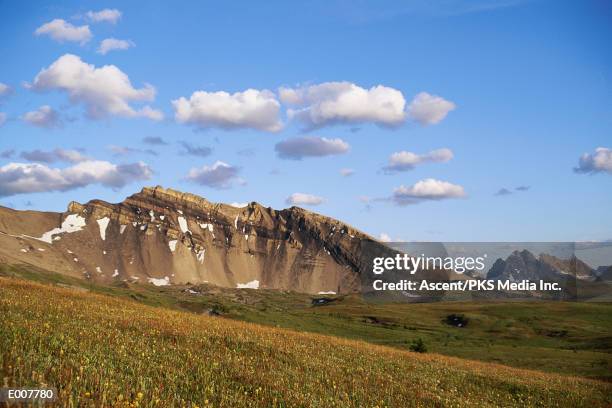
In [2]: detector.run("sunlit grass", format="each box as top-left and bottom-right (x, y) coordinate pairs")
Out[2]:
(1, 277), (610, 407)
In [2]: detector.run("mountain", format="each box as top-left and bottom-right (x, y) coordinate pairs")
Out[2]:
(0, 186), (388, 294)
(486, 250), (597, 283)
(596, 265), (612, 281)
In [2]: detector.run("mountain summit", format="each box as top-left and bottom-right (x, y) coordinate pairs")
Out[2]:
(0, 186), (382, 294)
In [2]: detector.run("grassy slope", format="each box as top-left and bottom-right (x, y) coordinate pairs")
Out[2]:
(1, 277), (611, 407)
(1, 263), (611, 381)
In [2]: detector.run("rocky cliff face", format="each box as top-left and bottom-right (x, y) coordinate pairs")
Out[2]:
(0, 186), (383, 294)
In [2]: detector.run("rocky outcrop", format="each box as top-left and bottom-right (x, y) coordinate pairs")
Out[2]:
(0, 186), (384, 294)
(486, 250), (596, 282)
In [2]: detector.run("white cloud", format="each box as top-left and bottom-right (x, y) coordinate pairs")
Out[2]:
(280, 82), (406, 129)
(340, 168), (355, 177)
(275, 136), (349, 160)
(0, 112), (6, 127)
(0, 160), (152, 197)
(379, 233), (392, 242)
(20, 148), (88, 163)
(28, 54), (163, 121)
(407, 92), (456, 125)
(173, 89), (282, 132)
(34, 19), (92, 44)
(574, 147), (612, 175)
(186, 161), (241, 189)
(86, 9), (122, 24)
(384, 148), (453, 172)
(97, 38), (134, 55)
(0, 83), (12, 97)
(22, 105), (61, 129)
(392, 178), (466, 205)
(285, 193), (325, 206)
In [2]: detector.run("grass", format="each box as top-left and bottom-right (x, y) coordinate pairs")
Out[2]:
(1, 263), (611, 381)
(1, 276), (611, 407)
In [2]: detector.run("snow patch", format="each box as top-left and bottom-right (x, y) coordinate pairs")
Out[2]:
(197, 248), (205, 264)
(112, 269), (119, 277)
(234, 215), (239, 229)
(236, 280), (259, 289)
(97, 217), (110, 241)
(20, 249), (28, 253)
(38, 214), (87, 243)
(149, 210), (155, 221)
(148, 276), (170, 286)
(95, 266), (102, 273)
(199, 223), (214, 233)
(230, 202), (248, 208)
(178, 216), (190, 233)
(120, 224), (127, 234)
(318, 291), (336, 295)
(168, 240), (178, 252)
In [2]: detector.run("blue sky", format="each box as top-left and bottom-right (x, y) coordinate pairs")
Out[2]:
(0, 0), (610, 241)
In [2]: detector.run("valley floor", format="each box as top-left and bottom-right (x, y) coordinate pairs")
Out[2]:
(0, 275), (611, 407)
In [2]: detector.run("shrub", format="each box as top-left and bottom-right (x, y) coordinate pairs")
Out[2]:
(409, 338), (428, 353)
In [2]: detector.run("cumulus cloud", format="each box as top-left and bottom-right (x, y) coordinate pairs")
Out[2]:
(20, 148), (88, 163)
(180, 142), (212, 158)
(392, 178), (465, 205)
(185, 161), (241, 189)
(34, 19), (92, 44)
(22, 105), (61, 129)
(86, 9), (122, 24)
(285, 193), (325, 206)
(275, 136), (349, 160)
(142, 136), (168, 145)
(173, 89), (282, 132)
(383, 148), (453, 173)
(0, 160), (152, 197)
(28, 54), (163, 121)
(280, 82), (406, 129)
(340, 168), (355, 177)
(0, 83), (12, 97)
(407, 92), (456, 125)
(574, 147), (612, 175)
(379, 233), (392, 242)
(97, 38), (134, 55)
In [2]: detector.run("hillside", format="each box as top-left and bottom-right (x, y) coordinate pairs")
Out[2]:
(1, 276), (610, 407)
